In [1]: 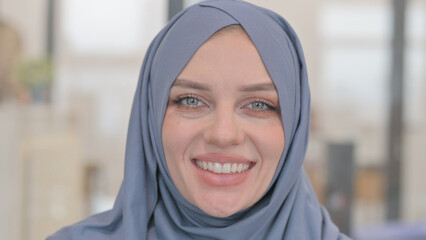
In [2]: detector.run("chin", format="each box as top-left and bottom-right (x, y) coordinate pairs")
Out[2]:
(200, 204), (240, 218)
(193, 191), (248, 218)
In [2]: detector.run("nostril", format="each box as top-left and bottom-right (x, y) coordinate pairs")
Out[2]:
(204, 125), (243, 147)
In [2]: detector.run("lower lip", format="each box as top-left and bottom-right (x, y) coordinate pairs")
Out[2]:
(191, 160), (255, 187)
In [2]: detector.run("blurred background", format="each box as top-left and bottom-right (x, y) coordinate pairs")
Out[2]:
(0, 0), (425, 239)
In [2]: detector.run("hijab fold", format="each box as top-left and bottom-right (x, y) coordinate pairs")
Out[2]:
(48, 1), (350, 239)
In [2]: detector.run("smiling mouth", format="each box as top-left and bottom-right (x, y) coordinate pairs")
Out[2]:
(191, 153), (255, 186)
(193, 160), (253, 174)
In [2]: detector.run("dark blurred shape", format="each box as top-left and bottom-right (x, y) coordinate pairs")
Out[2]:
(326, 142), (355, 236)
(46, 0), (56, 56)
(0, 21), (23, 102)
(168, 0), (184, 20)
(386, 0), (406, 221)
(83, 164), (101, 215)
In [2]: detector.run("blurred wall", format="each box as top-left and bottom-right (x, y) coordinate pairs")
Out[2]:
(0, 0), (425, 239)
(0, 0), (167, 239)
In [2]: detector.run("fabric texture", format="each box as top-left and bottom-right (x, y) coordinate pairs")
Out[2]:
(48, 1), (351, 239)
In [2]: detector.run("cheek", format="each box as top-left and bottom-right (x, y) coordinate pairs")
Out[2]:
(162, 112), (190, 191)
(252, 121), (285, 165)
(162, 112), (201, 166)
(163, 113), (185, 161)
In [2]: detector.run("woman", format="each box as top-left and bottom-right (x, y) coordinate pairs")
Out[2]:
(48, 0), (350, 239)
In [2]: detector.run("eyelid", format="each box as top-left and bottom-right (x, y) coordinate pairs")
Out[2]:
(239, 98), (278, 110)
(171, 93), (210, 107)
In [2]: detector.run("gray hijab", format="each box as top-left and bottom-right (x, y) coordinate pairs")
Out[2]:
(48, 1), (350, 239)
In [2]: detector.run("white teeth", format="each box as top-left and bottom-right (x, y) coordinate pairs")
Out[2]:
(243, 164), (250, 171)
(208, 162), (214, 171)
(222, 163), (231, 174)
(231, 163), (237, 172)
(214, 162), (222, 173)
(195, 160), (251, 174)
(202, 161), (208, 170)
(237, 163), (243, 173)
(196, 161), (202, 168)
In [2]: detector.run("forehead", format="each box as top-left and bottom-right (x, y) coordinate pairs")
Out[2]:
(175, 28), (273, 88)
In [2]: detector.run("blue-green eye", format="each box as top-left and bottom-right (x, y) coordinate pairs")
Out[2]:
(184, 97), (201, 106)
(172, 96), (205, 107)
(248, 101), (268, 110)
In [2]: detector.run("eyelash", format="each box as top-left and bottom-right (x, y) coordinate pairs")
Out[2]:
(245, 98), (279, 113)
(170, 94), (279, 114)
(171, 94), (206, 109)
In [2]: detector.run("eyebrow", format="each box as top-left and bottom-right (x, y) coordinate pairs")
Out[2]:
(172, 79), (210, 91)
(238, 83), (276, 92)
(172, 78), (276, 92)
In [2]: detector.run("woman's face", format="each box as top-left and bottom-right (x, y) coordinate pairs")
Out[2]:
(162, 28), (285, 218)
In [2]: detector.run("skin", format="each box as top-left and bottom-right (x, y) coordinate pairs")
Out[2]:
(162, 27), (285, 218)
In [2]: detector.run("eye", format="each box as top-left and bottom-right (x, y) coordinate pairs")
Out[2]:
(171, 95), (206, 108)
(245, 99), (278, 112)
(240, 98), (280, 118)
(168, 94), (210, 118)
(182, 97), (203, 106)
(248, 101), (269, 110)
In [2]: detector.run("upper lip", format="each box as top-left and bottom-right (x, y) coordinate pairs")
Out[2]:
(192, 153), (254, 164)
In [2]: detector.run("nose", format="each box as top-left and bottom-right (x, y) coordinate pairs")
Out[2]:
(203, 106), (244, 148)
